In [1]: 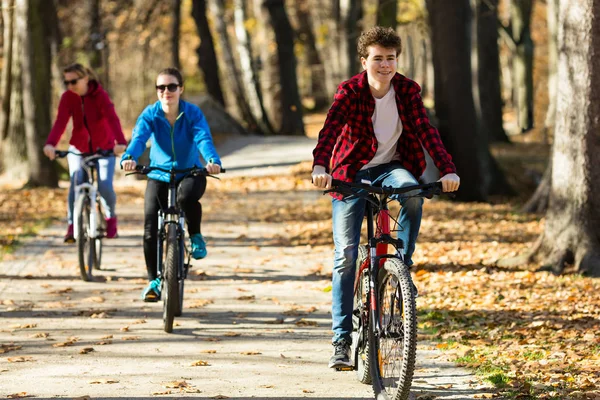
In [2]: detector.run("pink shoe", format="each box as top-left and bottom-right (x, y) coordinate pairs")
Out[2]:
(64, 224), (75, 243)
(106, 217), (118, 238)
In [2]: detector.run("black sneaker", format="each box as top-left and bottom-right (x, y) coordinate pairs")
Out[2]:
(328, 339), (352, 368)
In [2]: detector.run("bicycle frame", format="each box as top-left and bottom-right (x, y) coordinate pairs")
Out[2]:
(156, 173), (187, 281)
(356, 194), (405, 339)
(72, 156), (106, 241)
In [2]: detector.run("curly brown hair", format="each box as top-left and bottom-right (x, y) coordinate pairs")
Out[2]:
(357, 26), (402, 59)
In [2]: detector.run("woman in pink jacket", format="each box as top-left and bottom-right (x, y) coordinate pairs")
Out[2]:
(43, 63), (127, 242)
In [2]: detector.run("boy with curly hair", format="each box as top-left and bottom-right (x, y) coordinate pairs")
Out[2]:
(311, 26), (460, 368)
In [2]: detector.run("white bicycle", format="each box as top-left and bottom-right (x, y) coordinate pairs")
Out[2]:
(55, 149), (113, 281)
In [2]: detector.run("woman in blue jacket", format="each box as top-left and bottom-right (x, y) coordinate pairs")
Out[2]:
(122, 68), (222, 302)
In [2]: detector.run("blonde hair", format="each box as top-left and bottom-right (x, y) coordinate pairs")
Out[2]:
(63, 63), (98, 82)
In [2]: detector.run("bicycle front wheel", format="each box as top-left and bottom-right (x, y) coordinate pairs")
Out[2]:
(175, 231), (185, 317)
(370, 257), (417, 400)
(353, 245), (371, 384)
(77, 198), (94, 282)
(163, 224), (180, 333)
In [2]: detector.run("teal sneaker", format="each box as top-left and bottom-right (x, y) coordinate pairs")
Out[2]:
(141, 278), (161, 302)
(190, 233), (207, 259)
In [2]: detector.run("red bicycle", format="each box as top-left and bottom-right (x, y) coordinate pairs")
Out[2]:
(328, 179), (442, 400)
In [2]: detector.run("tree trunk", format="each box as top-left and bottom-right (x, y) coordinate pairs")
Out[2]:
(376, 0), (397, 29)
(233, 0), (274, 134)
(210, 0), (258, 131)
(18, 0), (58, 187)
(1, 0), (14, 143)
(191, 0), (225, 106)
(543, 0), (558, 142)
(530, 0), (600, 277)
(293, 0), (328, 109)
(476, 0), (509, 143)
(511, 0), (534, 132)
(87, 0), (108, 87)
(172, 0), (181, 70)
(261, 0), (304, 135)
(337, 0), (362, 79)
(427, 0), (511, 201)
(1, 0), (27, 176)
(521, 161), (551, 214)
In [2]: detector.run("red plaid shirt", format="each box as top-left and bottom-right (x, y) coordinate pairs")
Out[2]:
(313, 71), (456, 197)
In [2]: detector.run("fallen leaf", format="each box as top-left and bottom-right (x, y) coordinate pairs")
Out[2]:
(200, 350), (217, 354)
(302, 389), (315, 393)
(223, 332), (240, 337)
(240, 351), (262, 355)
(89, 379), (119, 384)
(79, 347), (95, 354)
(10, 323), (37, 329)
(190, 360), (210, 366)
(236, 295), (255, 301)
(7, 356), (34, 363)
(295, 319), (318, 327)
(7, 392), (33, 398)
(121, 336), (141, 341)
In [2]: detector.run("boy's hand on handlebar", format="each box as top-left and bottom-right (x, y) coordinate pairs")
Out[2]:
(312, 165), (332, 189)
(122, 160), (137, 171)
(439, 173), (460, 192)
(43, 145), (56, 160)
(206, 163), (221, 174)
(113, 144), (126, 155)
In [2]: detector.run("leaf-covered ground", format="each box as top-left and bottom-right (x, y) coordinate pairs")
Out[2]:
(1, 158), (599, 400)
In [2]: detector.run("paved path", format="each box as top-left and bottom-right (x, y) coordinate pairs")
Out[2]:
(0, 136), (495, 399)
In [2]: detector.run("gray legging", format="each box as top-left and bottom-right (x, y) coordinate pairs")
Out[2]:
(66, 147), (117, 224)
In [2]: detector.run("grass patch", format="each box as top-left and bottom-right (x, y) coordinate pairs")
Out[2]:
(0, 218), (56, 260)
(522, 350), (545, 361)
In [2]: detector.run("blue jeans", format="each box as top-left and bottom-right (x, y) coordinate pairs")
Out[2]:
(330, 163), (423, 344)
(67, 149), (116, 224)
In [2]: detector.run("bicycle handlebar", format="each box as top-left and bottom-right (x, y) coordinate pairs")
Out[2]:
(126, 164), (226, 178)
(55, 149), (114, 159)
(327, 179), (443, 199)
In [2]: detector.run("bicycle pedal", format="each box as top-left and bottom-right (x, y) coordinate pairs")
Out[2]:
(334, 366), (354, 372)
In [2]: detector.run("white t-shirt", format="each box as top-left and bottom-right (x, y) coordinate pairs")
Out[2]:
(361, 86), (403, 170)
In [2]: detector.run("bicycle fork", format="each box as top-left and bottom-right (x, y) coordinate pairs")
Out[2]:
(73, 183), (99, 240)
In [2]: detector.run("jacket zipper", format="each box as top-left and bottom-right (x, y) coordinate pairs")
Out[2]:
(169, 112), (184, 163)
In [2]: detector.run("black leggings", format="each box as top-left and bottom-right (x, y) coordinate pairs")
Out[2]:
(143, 176), (207, 280)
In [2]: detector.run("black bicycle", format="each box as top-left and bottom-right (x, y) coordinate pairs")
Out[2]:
(327, 179), (442, 400)
(128, 165), (224, 333)
(55, 149), (114, 281)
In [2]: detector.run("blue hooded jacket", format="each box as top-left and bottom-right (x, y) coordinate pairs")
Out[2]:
(123, 100), (221, 182)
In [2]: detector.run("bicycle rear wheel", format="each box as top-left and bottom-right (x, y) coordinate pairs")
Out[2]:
(77, 198), (95, 282)
(370, 257), (417, 400)
(163, 224), (180, 333)
(353, 245), (371, 384)
(93, 203), (104, 270)
(175, 232), (186, 317)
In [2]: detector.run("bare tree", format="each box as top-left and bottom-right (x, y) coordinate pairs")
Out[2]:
(427, 0), (511, 201)
(233, 0), (274, 134)
(500, 0), (534, 132)
(255, 0), (304, 135)
(292, 0), (328, 109)
(191, 0), (225, 106)
(475, 0), (509, 143)
(524, 1), (600, 276)
(87, 0), (109, 87)
(172, 0), (181, 70)
(522, 0), (558, 214)
(17, 0), (59, 186)
(210, 0), (258, 131)
(377, 0), (397, 29)
(0, 0), (26, 175)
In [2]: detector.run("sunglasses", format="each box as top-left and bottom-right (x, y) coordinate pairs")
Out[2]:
(156, 84), (180, 93)
(63, 77), (82, 86)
